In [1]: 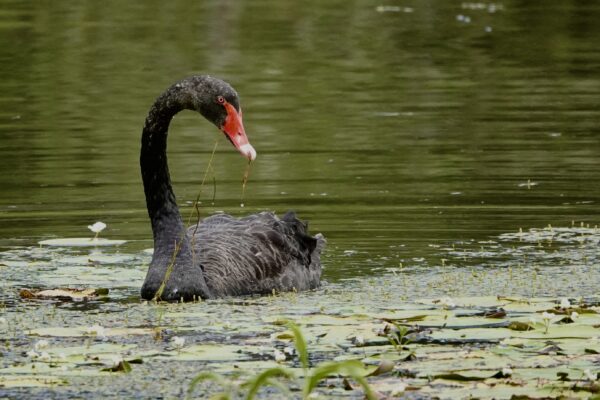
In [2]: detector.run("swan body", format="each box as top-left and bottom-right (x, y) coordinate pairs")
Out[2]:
(139, 75), (324, 301)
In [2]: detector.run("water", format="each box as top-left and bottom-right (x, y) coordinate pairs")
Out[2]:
(1, 1), (600, 397)
(1, 1), (599, 288)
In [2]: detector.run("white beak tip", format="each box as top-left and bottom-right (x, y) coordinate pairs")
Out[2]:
(239, 143), (257, 161)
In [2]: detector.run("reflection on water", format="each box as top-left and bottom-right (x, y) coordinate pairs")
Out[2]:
(0, 1), (599, 286)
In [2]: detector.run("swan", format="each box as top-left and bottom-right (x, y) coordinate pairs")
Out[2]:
(139, 75), (324, 301)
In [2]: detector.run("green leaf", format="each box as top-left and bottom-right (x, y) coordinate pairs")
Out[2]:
(433, 372), (491, 381)
(365, 359), (395, 377)
(507, 321), (533, 331)
(275, 332), (295, 340)
(287, 322), (309, 370)
(382, 314), (428, 323)
(243, 367), (295, 400)
(101, 360), (131, 373)
(186, 372), (231, 400)
(304, 360), (375, 399)
(0, 375), (68, 388)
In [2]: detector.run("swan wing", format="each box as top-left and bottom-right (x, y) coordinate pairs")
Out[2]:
(188, 211), (324, 296)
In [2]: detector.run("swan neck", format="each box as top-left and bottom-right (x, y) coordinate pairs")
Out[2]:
(140, 89), (188, 244)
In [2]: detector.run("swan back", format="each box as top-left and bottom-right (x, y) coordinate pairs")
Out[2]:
(190, 211), (324, 297)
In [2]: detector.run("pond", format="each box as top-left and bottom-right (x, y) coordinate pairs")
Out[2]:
(1, 1), (599, 398)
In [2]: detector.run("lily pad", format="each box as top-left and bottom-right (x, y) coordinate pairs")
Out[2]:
(27, 326), (155, 337)
(0, 375), (68, 388)
(38, 238), (126, 247)
(152, 344), (254, 361)
(101, 360), (132, 373)
(19, 287), (109, 301)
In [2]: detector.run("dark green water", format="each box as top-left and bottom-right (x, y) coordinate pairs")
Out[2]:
(1, 1), (599, 284)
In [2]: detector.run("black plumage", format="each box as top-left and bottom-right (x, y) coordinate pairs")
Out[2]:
(139, 76), (324, 301)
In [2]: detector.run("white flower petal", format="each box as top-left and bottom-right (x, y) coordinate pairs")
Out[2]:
(541, 311), (555, 320)
(27, 350), (39, 358)
(584, 369), (597, 381)
(274, 349), (286, 362)
(570, 311), (579, 320)
(34, 339), (49, 351)
(109, 354), (123, 367)
(171, 336), (185, 349)
(88, 222), (107, 233)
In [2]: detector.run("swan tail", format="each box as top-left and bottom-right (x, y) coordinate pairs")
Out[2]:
(314, 233), (327, 253)
(281, 210), (325, 267)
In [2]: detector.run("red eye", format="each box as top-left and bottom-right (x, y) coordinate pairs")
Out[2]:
(216, 96), (225, 104)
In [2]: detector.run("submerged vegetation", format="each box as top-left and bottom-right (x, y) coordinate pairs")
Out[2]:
(0, 0), (599, 397)
(1, 280), (600, 397)
(187, 322), (376, 399)
(1, 224), (599, 397)
(0, 228), (600, 399)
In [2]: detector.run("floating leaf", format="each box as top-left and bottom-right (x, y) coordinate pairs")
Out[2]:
(366, 359), (395, 377)
(507, 321), (533, 331)
(38, 238), (126, 247)
(27, 326), (154, 338)
(433, 372), (491, 381)
(557, 371), (570, 381)
(19, 287), (108, 301)
(101, 359), (132, 373)
(0, 375), (67, 388)
(274, 332), (295, 340)
(538, 344), (564, 355)
(483, 309), (507, 319)
(382, 315), (428, 323)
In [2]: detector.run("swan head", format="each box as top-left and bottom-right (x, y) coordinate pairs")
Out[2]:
(187, 76), (256, 161)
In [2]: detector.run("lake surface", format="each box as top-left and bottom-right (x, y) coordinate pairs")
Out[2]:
(1, 0), (598, 282)
(1, 1), (599, 397)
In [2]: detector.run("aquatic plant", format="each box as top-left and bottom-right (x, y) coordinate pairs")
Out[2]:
(386, 323), (412, 355)
(87, 222), (107, 240)
(186, 322), (375, 399)
(539, 311), (556, 334)
(171, 336), (185, 350)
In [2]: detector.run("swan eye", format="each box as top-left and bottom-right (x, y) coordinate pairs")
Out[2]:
(216, 96), (225, 104)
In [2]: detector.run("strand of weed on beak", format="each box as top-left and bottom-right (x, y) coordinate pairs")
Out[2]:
(156, 140), (218, 300)
(186, 139), (219, 228)
(188, 140), (219, 260)
(153, 237), (185, 301)
(240, 159), (252, 208)
(212, 176), (217, 204)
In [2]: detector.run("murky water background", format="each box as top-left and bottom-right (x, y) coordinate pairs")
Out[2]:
(1, 1), (600, 397)
(2, 1), (599, 285)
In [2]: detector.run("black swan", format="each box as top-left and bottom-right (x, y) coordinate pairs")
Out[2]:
(140, 75), (324, 301)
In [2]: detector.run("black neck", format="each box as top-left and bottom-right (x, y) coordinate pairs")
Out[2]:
(138, 75), (239, 301)
(140, 88), (188, 248)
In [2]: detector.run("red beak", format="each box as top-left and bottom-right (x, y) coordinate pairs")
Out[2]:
(221, 101), (256, 161)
